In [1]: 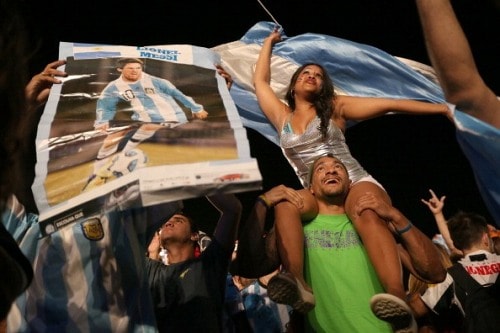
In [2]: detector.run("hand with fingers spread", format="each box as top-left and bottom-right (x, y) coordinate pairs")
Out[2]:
(355, 191), (420, 240)
(25, 60), (67, 112)
(355, 192), (397, 222)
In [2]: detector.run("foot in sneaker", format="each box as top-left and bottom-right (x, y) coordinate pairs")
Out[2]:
(370, 293), (417, 333)
(267, 272), (315, 313)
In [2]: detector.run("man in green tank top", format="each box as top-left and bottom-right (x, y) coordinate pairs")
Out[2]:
(301, 154), (446, 332)
(237, 154), (446, 332)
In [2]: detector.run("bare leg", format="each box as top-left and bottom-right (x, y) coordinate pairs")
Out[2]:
(274, 189), (317, 291)
(344, 181), (406, 299)
(121, 123), (162, 153)
(268, 189), (318, 312)
(274, 201), (307, 291)
(347, 182), (419, 331)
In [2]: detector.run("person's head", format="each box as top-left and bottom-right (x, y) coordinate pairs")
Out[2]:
(447, 211), (494, 253)
(286, 63), (334, 104)
(285, 63), (335, 139)
(116, 58), (144, 82)
(159, 212), (200, 249)
(308, 154), (351, 202)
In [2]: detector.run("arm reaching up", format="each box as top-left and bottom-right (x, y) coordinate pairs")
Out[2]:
(421, 189), (463, 257)
(415, 0), (500, 128)
(253, 28), (290, 131)
(209, 193), (242, 252)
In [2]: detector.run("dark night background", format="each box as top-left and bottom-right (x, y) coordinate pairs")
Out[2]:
(22, 0), (499, 237)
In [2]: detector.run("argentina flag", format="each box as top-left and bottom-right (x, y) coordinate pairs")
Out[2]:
(213, 21), (500, 226)
(3, 192), (181, 332)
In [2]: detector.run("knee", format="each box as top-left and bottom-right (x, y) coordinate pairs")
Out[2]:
(274, 203), (302, 228)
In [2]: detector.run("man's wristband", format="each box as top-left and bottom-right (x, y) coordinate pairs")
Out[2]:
(257, 195), (272, 209)
(395, 221), (413, 235)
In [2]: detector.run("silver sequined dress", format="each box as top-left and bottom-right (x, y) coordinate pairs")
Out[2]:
(280, 116), (370, 188)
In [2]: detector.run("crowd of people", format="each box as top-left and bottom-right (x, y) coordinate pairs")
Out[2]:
(1, 0), (499, 332)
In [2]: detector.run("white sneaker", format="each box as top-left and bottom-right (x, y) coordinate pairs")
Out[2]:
(267, 272), (315, 313)
(370, 293), (417, 333)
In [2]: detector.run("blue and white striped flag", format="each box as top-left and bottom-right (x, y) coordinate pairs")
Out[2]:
(213, 21), (500, 225)
(3, 192), (181, 332)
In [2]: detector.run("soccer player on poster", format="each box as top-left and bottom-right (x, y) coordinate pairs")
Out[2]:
(83, 57), (209, 191)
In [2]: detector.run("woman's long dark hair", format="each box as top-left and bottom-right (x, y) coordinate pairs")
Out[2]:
(285, 63), (336, 138)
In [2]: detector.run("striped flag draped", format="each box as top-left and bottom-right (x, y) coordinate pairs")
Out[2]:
(213, 21), (500, 225)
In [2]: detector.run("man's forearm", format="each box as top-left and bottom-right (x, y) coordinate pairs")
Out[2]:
(209, 193), (242, 251)
(415, 0), (479, 100)
(392, 213), (446, 283)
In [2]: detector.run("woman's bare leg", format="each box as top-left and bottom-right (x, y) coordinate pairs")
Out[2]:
(268, 189), (318, 312)
(274, 188), (317, 290)
(344, 182), (406, 299)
